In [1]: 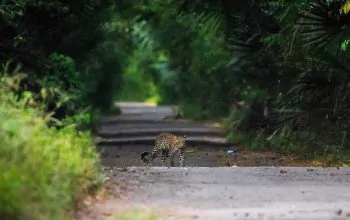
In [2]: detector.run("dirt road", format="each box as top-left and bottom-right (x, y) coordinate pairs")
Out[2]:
(110, 166), (350, 220)
(96, 102), (231, 167)
(91, 102), (350, 220)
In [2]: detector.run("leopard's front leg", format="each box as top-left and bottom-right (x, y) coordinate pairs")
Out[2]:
(179, 148), (185, 167)
(161, 149), (169, 167)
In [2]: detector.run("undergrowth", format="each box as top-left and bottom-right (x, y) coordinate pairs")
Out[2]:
(0, 73), (102, 220)
(225, 108), (350, 166)
(227, 128), (350, 166)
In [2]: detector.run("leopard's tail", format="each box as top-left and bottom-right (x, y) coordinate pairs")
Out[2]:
(141, 151), (150, 163)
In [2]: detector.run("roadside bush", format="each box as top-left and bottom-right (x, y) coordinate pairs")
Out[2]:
(0, 75), (102, 220)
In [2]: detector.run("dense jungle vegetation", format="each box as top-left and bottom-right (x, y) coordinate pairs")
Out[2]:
(0, 0), (349, 219)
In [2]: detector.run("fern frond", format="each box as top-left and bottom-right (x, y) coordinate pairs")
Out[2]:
(296, 0), (350, 49)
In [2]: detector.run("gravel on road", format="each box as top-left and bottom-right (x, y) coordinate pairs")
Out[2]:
(107, 166), (350, 220)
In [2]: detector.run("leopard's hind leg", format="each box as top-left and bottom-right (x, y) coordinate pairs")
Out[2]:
(161, 149), (169, 167)
(169, 152), (175, 167)
(169, 148), (180, 167)
(148, 148), (161, 166)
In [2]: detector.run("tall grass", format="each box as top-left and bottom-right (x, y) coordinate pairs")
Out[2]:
(0, 73), (102, 220)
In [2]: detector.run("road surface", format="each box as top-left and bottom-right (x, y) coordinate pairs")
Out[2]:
(95, 102), (230, 167)
(96, 102), (350, 220)
(110, 166), (350, 220)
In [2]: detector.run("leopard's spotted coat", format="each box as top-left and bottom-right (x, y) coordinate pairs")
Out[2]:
(141, 132), (186, 167)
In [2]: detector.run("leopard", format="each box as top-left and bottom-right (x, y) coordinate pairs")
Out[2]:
(141, 132), (187, 167)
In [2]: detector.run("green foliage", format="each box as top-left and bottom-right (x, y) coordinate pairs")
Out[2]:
(60, 109), (96, 131)
(229, 125), (350, 164)
(341, 39), (350, 51)
(40, 53), (82, 115)
(0, 0), (121, 124)
(116, 47), (160, 102)
(0, 74), (102, 220)
(133, 7), (233, 118)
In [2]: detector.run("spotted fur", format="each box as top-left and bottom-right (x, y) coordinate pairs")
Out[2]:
(141, 132), (186, 167)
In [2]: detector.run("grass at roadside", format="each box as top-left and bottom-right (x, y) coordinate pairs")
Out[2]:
(0, 75), (103, 220)
(110, 209), (160, 220)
